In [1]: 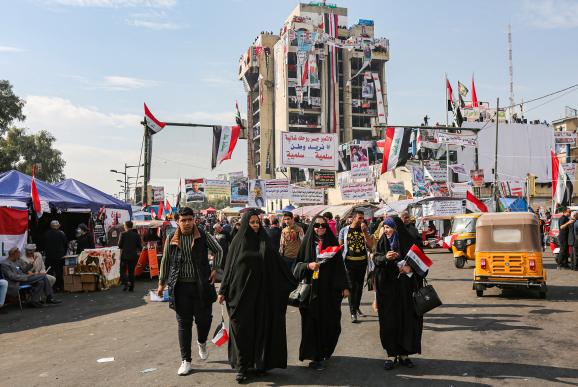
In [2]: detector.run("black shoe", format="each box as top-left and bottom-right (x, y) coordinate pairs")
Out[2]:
(383, 359), (395, 370)
(253, 369), (267, 376)
(308, 361), (325, 370)
(46, 297), (62, 305)
(236, 369), (248, 384)
(351, 314), (358, 323)
(357, 308), (366, 317)
(399, 357), (414, 368)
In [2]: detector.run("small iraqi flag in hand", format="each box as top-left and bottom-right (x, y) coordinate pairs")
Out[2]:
(442, 234), (457, 249)
(211, 319), (229, 347)
(405, 244), (433, 277)
(317, 245), (343, 260)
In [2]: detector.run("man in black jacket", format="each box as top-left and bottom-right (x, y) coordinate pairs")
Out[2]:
(118, 220), (142, 292)
(42, 220), (68, 291)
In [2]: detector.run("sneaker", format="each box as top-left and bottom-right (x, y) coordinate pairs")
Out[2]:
(198, 341), (208, 360)
(357, 308), (366, 317)
(177, 360), (193, 376)
(351, 314), (358, 323)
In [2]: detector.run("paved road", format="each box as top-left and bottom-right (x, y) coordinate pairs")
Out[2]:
(1, 250), (578, 386)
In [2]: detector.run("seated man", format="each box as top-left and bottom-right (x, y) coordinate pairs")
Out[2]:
(0, 277), (7, 312)
(20, 244), (56, 287)
(0, 247), (61, 308)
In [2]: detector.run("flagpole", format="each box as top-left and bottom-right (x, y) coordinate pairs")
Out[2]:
(493, 98), (500, 211)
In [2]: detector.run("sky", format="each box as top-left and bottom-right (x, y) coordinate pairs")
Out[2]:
(1, 0), (577, 198)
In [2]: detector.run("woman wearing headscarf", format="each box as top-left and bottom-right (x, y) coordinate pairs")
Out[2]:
(374, 216), (424, 370)
(294, 215), (350, 371)
(217, 210), (297, 383)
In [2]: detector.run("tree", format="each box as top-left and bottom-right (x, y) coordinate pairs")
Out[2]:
(0, 80), (26, 135)
(0, 127), (66, 182)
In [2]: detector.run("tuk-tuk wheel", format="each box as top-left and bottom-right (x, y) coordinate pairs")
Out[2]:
(476, 289), (484, 297)
(538, 291), (547, 299)
(454, 257), (466, 269)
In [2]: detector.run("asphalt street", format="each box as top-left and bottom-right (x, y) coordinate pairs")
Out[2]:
(1, 250), (578, 386)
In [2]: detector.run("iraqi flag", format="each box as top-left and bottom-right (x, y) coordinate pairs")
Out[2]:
(144, 103), (166, 134)
(405, 244), (433, 277)
(466, 191), (489, 213)
(211, 125), (240, 169)
(317, 245), (343, 261)
(157, 201), (164, 220)
(446, 78), (454, 111)
(442, 234), (457, 249)
(211, 319), (229, 347)
(380, 127), (412, 174)
(31, 166), (42, 218)
(0, 207), (28, 258)
(552, 151), (573, 206)
(471, 75), (479, 108)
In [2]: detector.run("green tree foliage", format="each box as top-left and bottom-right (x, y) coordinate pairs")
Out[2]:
(0, 80), (25, 135)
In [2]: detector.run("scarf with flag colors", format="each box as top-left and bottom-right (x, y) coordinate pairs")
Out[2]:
(211, 125), (240, 169)
(143, 103), (166, 134)
(0, 207), (28, 258)
(552, 150), (573, 206)
(466, 191), (489, 213)
(405, 244), (433, 277)
(380, 127), (412, 174)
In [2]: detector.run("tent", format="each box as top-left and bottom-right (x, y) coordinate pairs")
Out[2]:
(54, 179), (132, 215)
(0, 170), (97, 212)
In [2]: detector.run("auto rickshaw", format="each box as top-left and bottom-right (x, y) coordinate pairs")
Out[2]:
(473, 212), (547, 298)
(451, 213), (482, 268)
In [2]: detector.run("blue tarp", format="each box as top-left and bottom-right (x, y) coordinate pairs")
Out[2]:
(499, 197), (528, 212)
(54, 179), (132, 215)
(0, 170), (97, 211)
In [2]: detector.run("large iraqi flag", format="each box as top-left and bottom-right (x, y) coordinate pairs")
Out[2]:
(552, 150), (573, 206)
(0, 207), (28, 258)
(211, 125), (240, 169)
(144, 103), (166, 134)
(380, 127), (412, 174)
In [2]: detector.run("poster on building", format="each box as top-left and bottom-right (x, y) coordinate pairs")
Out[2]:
(290, 187), (324, 204)
(184, 179), (205, 202)
(422, 200), (464, 217)
(450, 182), (470, 198)
(308, 52), (320, 88)
(448, 163), (468, 176)
(230, 176), (249, 204)
(470, 169), (485, 187)
(151, 186), (164, 202)
(555, 131), (577, 144)
(562, 163), (576, 181)
(313, 170), (336, 188)
(204, 180), (231, 197)
(437, 132), (478, 147)
(264, 179), (290, 199)
(411, 166), (428, 197)
(281, 132), (338, 170)
(428, 182), (450, 197)
(104, 209), (130, 235)
(248, 179), (267, 208)
(423, 160), (446, 182)
(388, 182), (406, 195)
(418, 129), (439, 149)
(340, 182), (375, 201)
(350, 143), (370, 178)
(361, 78), (374, 98)
(372, 72), (387, 124)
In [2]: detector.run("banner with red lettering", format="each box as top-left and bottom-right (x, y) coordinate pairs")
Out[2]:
(281, 132), (338, 170)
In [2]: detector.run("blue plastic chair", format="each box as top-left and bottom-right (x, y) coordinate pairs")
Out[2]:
(18, 284), (32, 311)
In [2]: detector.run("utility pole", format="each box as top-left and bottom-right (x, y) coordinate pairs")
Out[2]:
(493, 98), (500, 211)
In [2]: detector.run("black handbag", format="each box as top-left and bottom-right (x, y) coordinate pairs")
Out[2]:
(288, 279), (311, 308)
(412, 279), (442, 316)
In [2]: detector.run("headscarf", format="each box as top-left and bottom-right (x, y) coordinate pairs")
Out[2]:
(392, 216), (414, 258)
(228, 209), (269, 259)
(298, 215), (340, 264)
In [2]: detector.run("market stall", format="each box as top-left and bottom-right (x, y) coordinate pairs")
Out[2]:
(62, 247), (122, 292)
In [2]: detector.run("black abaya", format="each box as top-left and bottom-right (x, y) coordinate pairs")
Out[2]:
(374, 216), (424, 357)
(294, 221), (350, 362)
(219, 210), (297, 371)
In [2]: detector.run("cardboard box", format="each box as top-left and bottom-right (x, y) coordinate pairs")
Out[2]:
(63, 275), (83, 292)
(82, 282), (98, 292)
(63, 265), (76, 276)
(80, 274), (98, 284)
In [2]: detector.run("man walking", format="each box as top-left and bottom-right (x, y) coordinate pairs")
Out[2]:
(156, 207), (223, 376)
(118, 220), (142, 292)
(339, 210), (373, 323)
(557, 207), (573, 269)
(267, 218), (282, 253)
(280, 211), (304, 272)
(42, 220), (68, 291)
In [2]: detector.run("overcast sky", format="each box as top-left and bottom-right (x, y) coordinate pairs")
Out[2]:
(2, 0), (577, 198)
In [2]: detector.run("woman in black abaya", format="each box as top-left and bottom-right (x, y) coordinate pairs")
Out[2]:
(374, 216), (424, 370)
(218, 210), (297, 383)
(294, 215), (350, 370)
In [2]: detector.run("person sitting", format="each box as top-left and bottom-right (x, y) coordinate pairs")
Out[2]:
(20, 244), (56, 287)
(0, 277), (7, 313)
(0, 247), (61, 308)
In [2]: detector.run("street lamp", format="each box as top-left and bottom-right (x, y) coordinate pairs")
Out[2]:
(110, 163), (144, 202)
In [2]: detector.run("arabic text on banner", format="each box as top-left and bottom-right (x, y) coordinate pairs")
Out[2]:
(350, 143), (370, 178)
(437, 132), (478, 147)
(422, 200), (464, 217)
(313, 171), (336, 188)
(290, 187), (324, 204)
(450, 182), (470, 198)
(422, 160), (447, 182)
(388, 182), (406, 195)
(340, 182), (375, 201)
(555, 131), (577, 144)
(562, 163), (576, 181)
(371, 72), (387, 125)
(204, 180), (231, 197)
(265, 179), (290, 199)
(281, 132), (338, 170)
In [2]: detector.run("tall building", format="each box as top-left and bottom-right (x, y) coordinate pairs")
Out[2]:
(238, 2), (390, 181)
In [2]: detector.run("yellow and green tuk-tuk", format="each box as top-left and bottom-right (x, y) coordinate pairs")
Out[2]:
(473, 213), (547, 298)
(451, 213), (482, 268)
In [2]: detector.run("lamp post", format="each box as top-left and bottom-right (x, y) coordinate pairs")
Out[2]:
(110, 163), (144, 202)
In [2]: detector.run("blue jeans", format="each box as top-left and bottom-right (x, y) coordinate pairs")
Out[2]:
(0, 279), (8, 306)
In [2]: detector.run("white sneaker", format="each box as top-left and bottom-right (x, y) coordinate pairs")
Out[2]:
(177, 360), (193, 376)
(198, 341), (209, 360)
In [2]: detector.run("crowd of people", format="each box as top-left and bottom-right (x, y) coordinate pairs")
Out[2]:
(156, 207), (427, 383)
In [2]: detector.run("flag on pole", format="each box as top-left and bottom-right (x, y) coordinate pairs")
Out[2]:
(235, 101), (245, 130)
(157, 201), (164, 220)
(380, 127), (412, 174)
(31, 166), (42, 218)
(405, 244), (433, 277)
(211, 125), (240, 169)
(457, 81), (469, 97)
(466, 191), (489, 213)
(144, 103), (166, 134)
(552, 150), (573, 206)
(446, 78), (454, 111)
(471, 75), (479, 108)
(165, 199), (171, 216)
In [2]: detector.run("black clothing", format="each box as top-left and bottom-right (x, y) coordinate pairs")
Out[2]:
(219, 210), (297, 371)
(175, 282), (212, 362)
(76, 233), (95, 254)
(558, 215), (570, 267)
(294, 223), (349, 362)
(120, 259), (136, 287)
(345, 259), (367, 315)
(266, 226), (282, 253)
(118, 229), (142, 262)
(297, 221), (309, 234)
(406, 223), (423, 249)
(215, 231), (230, 270)
(374, 217), (424, 357)
(42, 228), (68, 290)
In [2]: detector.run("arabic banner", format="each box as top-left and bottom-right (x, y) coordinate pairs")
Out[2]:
(290, 187), (325, 204)
(281, 132), (338, 170)
(185, 179), (205, 203)
(151, 186), (164, 202)
(204, 180), (231, 197)
(555, 131), (576, 144)
(428, 182), (450, 197)
(248, 179), (267, 208)
(313, 170), (336, 188)
(265, 179), (290, 199)
(372, 72), (387, 125)
(340, 182), (375, 201)
(423, 160), (447, 182)
(448, 163), (468, 175)
(350, 143), (370, 178)
(388, 182), (406, 195)
(450, 182), (470, 198)
(230, 175), (248, 204)
(437, 132), (478, 147)
(411, 166), (428, 197)
(422, 200), (464, 217)
(562, 163), (576, 181)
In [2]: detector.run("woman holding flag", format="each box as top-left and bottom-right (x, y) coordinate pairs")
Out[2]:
(294, 215), (350, 371)
(374, 216), (426, 370)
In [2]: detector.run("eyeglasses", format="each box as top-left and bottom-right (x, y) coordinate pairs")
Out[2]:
(313, 223), (328, 229)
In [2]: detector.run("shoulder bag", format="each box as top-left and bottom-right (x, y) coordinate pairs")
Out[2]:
(412, 278), (442, 316)
(288, 278), (311, 308)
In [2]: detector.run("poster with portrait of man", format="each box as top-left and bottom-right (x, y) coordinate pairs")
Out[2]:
(248, 179), (267, 208)
(185, 178), (205, 203)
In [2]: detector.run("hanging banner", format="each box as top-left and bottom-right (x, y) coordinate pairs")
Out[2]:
(422, 200), (464, 217)
(340, 182), (375, 201)
(417, 129), (439, 149)
(184, 179), (205, 203)
(470, 169), (485, 187)
(361, 77), (374, 98)
(0, 207), (28, 258)
(411, 166), (428, 197)
(281, 132), (338, 170)
(388, 182), (406, 195)
(204, 180), (231, 197)
(428, 182), (450, 197)
(151, 186), (164, 202)
(308, 52), (320, 88)
(423, 160), (447, 182)
(371, 72), (386, 124)
(291, 187), (324, 204)
(562, 163), (576, 181)
(313, 170), (336, 188)
(350, 143), (370, 178)
(499, 181), (524, 198)
(248, 179), (267, 208)
(230, 176), (249, 204)
(437, 132), (478, 147)
(448, 163), (468, 175)
(264, 179), (290, 199)
(450, 182), (470, 198)
(555, 131), (577, 144)
(104, 209), (130, 235)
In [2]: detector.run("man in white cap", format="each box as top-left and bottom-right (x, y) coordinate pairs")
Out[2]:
(20, 244), (56, 287)
(41, 220), (68, 291)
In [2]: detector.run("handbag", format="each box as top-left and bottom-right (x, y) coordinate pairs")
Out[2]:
(288, 279), (311, 308)
(412, 278), (442, 316)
